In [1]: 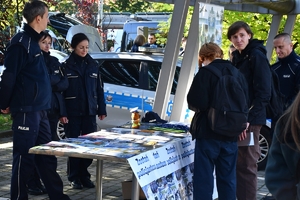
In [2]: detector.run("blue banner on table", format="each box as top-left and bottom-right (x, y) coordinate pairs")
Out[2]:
(128, 136), (195, 200)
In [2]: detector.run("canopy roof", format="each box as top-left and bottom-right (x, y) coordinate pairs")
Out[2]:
(147, 0), (300, 14)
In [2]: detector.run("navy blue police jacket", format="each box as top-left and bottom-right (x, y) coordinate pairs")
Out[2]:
(232, 39), (271, 125)
(0, 24), (51, 112)
(42, 51), (68, 116)
(272, 50), (300, 110)
(62, 52), (107, 117)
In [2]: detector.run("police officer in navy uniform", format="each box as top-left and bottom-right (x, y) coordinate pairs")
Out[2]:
(60, 33), (107, 189)
(0, 1), (70, 199)
(263, 32), (300, 200)
(26, 31), (69, 196)
(272, 33), (300, 112)
(40, 31), (69, 141)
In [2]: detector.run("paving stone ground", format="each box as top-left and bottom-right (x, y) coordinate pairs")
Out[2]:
(0, 134), (272, 200)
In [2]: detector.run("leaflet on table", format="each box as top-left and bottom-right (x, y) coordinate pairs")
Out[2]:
(37, 141), (90, 153)
(80, 130), (120, 139)
(79, 130), (180, 146)
(110, 127), (188, 138)
(36, 130), (189, 159)
(127, 137), (195, 200)
(86, 147), (143, 158)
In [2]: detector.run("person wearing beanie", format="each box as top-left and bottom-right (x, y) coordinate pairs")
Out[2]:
(60, 33), (107, 189)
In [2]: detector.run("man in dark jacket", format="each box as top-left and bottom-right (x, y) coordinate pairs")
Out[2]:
(264, 33), (300, 200)
(227, 21), (271, 200)
(0, 1), (70, 199)
(272, 33), (300, 111)
(142, 33), (158, 47)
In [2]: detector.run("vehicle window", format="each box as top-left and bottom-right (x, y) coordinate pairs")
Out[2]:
(148, 61), (160, 91)
(49, 14), (82, 37)
(96, 59), (180, 94)
(148, 61), (180, 95)
(96, 60), (139, 88)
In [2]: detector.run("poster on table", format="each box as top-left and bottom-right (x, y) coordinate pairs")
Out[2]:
(199, 3), (224, 47)
(128, 137), (195, 200)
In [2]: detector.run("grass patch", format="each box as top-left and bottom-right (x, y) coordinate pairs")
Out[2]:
(0, 114), (12, 131)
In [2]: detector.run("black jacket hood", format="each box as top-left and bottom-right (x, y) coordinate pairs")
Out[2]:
(235, 39), (267, 60)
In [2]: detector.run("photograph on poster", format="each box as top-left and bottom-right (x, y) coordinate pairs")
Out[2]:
(199, 3), (224, 47)
(141, 163), (194, 200)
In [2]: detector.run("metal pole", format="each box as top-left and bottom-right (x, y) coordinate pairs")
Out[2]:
(97, 0), (103, 28)
(152, 0), (190, 119)
(131, 173), (139, 200)
(95, 159), (103, 200)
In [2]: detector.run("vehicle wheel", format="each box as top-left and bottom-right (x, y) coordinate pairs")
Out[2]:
(56, 121), (66, 140)
(257, 125), (271, 171)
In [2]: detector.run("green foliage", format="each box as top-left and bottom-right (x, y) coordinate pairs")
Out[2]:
(151, 3), (174, 12)
(108, 0), (151, 13)
(0, 0), (26, 53)
(53, 0), (77, 15)
(0, 114), (12, 131)
(0, 0), (64, 53)
(155, 6), (192, 46)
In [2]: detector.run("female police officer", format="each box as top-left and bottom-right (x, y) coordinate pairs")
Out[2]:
(60, 33), (107, 189)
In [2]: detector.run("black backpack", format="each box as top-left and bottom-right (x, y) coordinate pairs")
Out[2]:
(266, 67), (285, 119)
(204, 65), (249, 137)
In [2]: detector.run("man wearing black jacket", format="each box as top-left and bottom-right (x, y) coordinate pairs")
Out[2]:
(0, 1), (70, 199)
(272, 33), (300, 112)
(227, 21), (271, 200)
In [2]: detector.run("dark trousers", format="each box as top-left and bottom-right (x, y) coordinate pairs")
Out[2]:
(193, 138), (238, 200)
(26, 167), (42, 188)
(10, 111), (69, 200)
(65, 115), (96, 182)
(236, 125), (261, 200)
(48, 112), (60, 141)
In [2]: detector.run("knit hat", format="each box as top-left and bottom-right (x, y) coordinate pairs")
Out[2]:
(71, 33), (89, 48)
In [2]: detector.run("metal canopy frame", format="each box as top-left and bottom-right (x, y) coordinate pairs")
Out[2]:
(148, 0), (299, 122)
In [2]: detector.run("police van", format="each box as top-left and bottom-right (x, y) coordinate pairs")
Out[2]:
(93, 50), (186, 127)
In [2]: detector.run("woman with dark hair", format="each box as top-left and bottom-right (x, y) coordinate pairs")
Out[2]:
(227, 21), (271, 200)
(187, 42), (248, 199)
(60, 33), (107, 189)
(26, 31), (69, 195)
(40, 31), (68, 141)
(131, 34), (146, 52)
(265, 91), (300, 200)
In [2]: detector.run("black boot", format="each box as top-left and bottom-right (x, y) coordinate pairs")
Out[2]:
(36, 181), (47, 194)
(27, 186), (43, 195)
